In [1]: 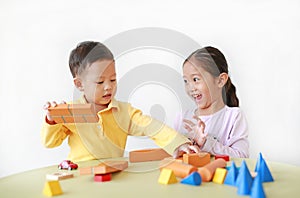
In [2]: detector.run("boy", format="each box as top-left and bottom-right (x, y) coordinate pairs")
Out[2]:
(41, 41), (199, 162)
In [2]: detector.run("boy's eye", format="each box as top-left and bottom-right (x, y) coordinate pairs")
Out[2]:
(96, 81), (104, 84)
(183, 79), (187, 84)
(111, 79), (116, 82)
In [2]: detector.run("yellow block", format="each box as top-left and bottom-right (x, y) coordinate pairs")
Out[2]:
(212, 168), (227, 184)
(158, 168), (178, 184)
(43, 180), (63, 196)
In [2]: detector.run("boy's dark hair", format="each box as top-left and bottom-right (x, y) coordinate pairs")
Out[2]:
(184, 46), (239, 107)
(69, 41), (114, 77)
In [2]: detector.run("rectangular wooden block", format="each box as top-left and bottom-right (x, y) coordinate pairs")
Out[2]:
(183, 152), (211, 167)
(46, 172), (74, 180)
(48, 104), (98, 123)
(129, 148), (171, 162)
(93, 161), (128, 174)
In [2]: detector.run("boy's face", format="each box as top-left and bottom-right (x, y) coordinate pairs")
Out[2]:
(75, 59), (117, 106)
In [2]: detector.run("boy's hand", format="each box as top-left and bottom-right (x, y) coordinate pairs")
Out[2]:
(173, 142), (201, 158)
(43, 101), (66, 125)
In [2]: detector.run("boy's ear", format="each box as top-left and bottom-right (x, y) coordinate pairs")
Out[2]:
(218, 73), (228, 88)
(73, 77), (84, 91)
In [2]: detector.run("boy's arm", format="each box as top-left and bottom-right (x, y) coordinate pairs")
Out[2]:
(40, 117), (70, 148)
(127, 106), (195, 156)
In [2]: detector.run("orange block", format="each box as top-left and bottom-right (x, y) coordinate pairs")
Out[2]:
(197, 158), (227, 182)
(129, 148), (171, 162)
(160, 159), (197, 178)
(183, 152), (211, 167)
(93, 161), (128, 174)
(48, 104), (98, 123)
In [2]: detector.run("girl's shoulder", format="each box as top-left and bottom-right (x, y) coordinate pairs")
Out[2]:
(223, 106), (246, 120)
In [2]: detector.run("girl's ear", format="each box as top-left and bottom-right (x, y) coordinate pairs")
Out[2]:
(218, 73), (228, 88)
(73, 77), (84, 91)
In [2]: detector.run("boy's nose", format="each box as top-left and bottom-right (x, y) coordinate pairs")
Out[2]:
(104, 81), (112, 90)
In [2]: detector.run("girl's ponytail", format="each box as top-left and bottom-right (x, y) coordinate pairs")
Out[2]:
(223, 77), (239, 107)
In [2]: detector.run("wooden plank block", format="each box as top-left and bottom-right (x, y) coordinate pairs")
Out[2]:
(48, 104), (98, 123)
(129, 148), (171, 162)
(46, 172), (74, 180)
(93, 161), (128, 175)
(79, 167), (93, 175)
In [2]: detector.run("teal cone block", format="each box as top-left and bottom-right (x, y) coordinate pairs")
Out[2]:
(259, 158), (274, 182)
(251, 173), (266, 198)
(236, 161), (253, 195)
(224, 161), (238, 186)
(180, 171), (201, 186)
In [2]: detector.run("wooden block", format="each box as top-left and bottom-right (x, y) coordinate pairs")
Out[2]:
(160, 160), (198, 178)
(48, 104), (98, 123)
(198, 158), (227, 182)
(43, 180), (63, 197)
(183, 152), (211, 167)
(48, 104), (71, 116)
(215, 154), (230, 162)
(46, 172), (74, 180)
(158, 168), (177, 184)
(93, 161), (128, 174)
(212, 168), (227, 184)
(94, 173), (112, 182)
(129, 148), (171, 162)
(79, 167), (93, 175)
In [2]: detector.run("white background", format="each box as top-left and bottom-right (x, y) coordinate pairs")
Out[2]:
(1, 0), (300, 178)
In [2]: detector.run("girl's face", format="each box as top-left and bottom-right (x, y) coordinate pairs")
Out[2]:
(183, 59), (226, 115)
(75, 59), (117, 107)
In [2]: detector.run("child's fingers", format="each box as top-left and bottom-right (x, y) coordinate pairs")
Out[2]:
(184, 124), (193, 132)
(43, 102), (51, 110)
(188, 145), (200, 153)
(183, 119), (195, 127)
(51, 101), (58, 107)
(60, 101), (66, 104)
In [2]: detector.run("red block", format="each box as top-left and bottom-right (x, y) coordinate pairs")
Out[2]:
(215, 155), (230, 162)
(94, 173), (112, 182)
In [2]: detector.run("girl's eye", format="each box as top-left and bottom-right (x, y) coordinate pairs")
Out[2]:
(183, 79), (187, 84)
(193, 77), (200, 82)
(96, 81), (104, 84)
(111, 79), (116, 82)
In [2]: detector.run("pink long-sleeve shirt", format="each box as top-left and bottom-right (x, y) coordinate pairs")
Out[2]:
(174, 105), (249, 158)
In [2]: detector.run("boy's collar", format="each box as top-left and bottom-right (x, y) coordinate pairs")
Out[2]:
(79, 95), (119, 111)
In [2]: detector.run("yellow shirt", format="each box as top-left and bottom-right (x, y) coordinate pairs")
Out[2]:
(41, 97), (190, 162)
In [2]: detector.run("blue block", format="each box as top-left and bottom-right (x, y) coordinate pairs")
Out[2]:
(236, 160), (253, 195)
(251, 173), (266, 198)
(224, 161), (239, 186)
(180, 171), (202, 186)
(255, 153), (274, 182)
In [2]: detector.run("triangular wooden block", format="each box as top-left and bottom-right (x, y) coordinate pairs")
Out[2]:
(158, 168), (178, 184)
(251, 173), (266, 198)
(236, 161), (253, 195)
(181, 171), (202, 186)
(212, 168), (227, 184)
(43, 180), (63, 197)
(224, 161), (238, 186)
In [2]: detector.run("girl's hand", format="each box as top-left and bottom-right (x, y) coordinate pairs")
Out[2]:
(183, 117), (207, 148)
(173, 142), (201, 158)
(43, 101), (66, 125)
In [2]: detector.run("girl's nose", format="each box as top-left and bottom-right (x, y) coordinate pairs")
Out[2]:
(104, 81), (112, 90)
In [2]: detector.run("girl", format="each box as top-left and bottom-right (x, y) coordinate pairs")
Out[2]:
(174, 46), (249, 158)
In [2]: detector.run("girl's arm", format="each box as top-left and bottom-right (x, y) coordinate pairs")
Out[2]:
(201, 110), (249, 158)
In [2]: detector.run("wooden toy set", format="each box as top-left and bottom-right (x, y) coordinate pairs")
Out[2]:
(43, 152), (273, 198)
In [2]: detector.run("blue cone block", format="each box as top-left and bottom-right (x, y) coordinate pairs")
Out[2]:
(251, 173), (266, 198)
(224, 161), (239, 186)
(259, 158), (274, 182)
(180, 171), (202, 186)
(255, 153), (264, 172)
(236, 161), (253, 195)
